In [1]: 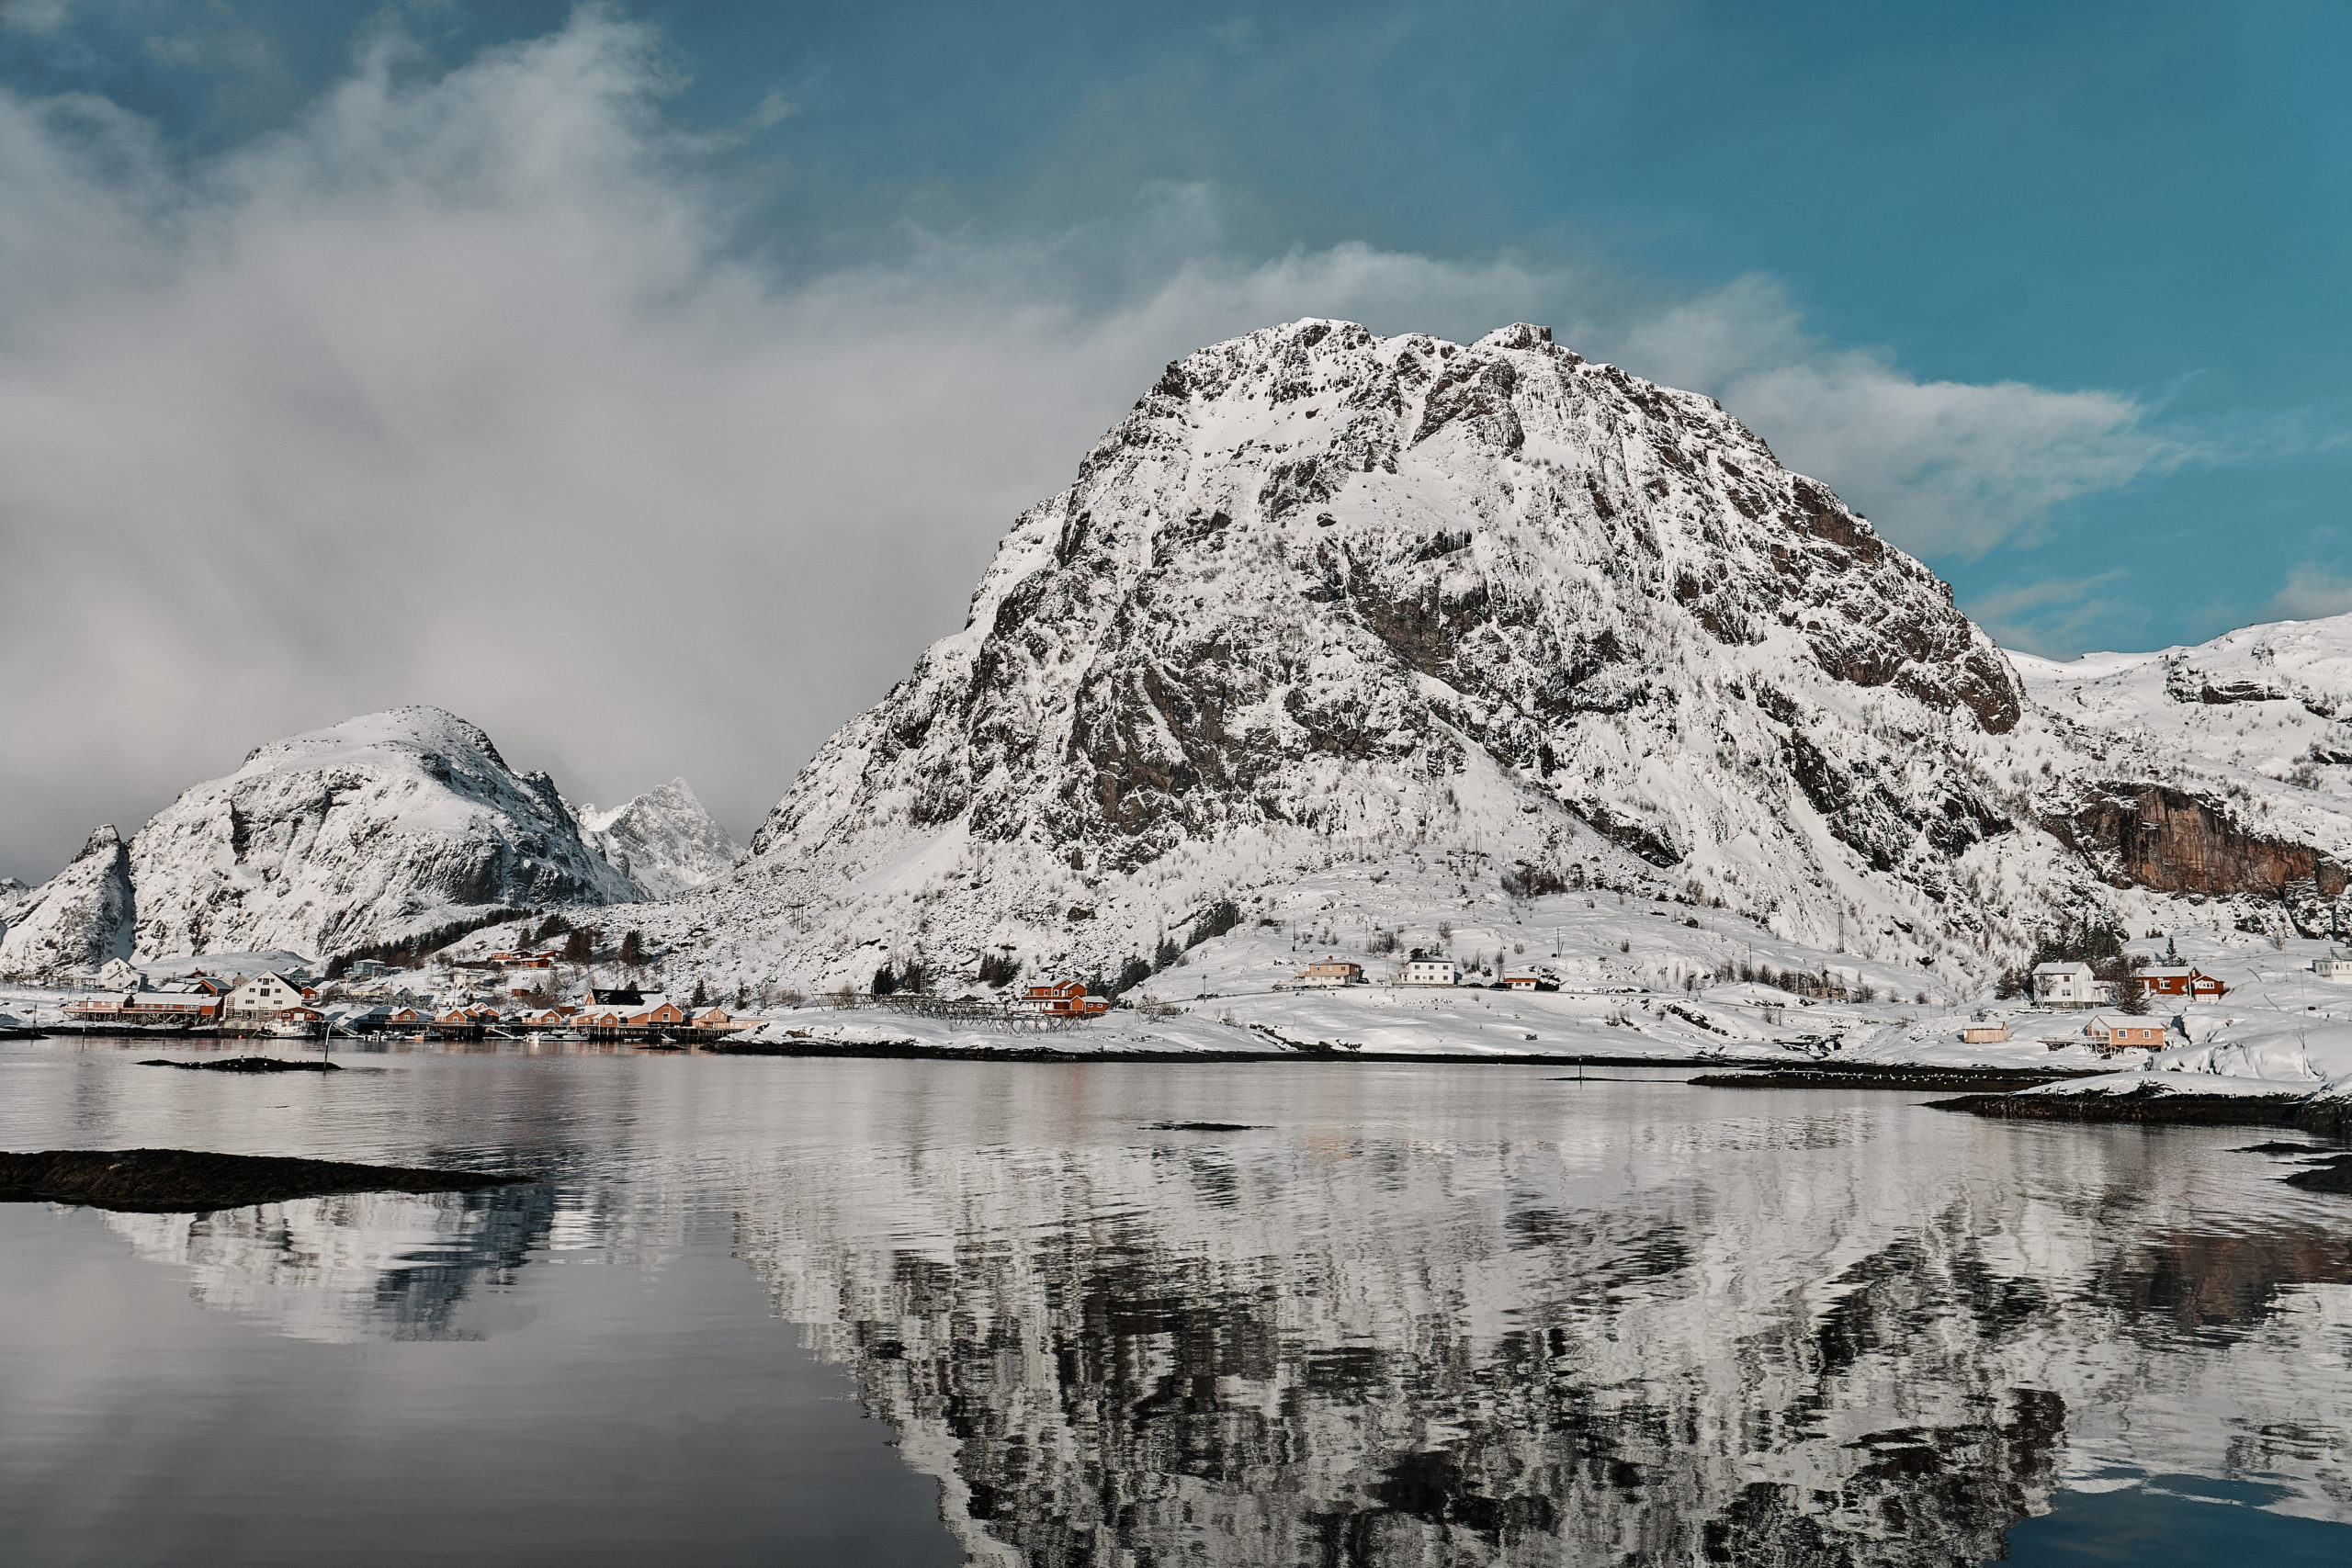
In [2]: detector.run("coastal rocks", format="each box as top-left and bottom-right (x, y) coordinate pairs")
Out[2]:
(127, 706), (639, 961)
(0, 825), (134, 978)
(0, 1147), (530, 1212)
(1931, 1088), (2306, 1125)
(577, 778), (741, 899)
(139, 1056), (341, 1073)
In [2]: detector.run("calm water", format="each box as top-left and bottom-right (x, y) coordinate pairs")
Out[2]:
(4, 1040), (2350, 1566)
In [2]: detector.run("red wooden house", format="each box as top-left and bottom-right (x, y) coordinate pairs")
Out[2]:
(1020, 980), (1109, 1018)
(2132, 966), (2227, 1000)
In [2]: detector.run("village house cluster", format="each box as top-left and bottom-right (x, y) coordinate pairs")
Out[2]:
(1993, 947), (2352, 1058)
(1288, 954), (1559, 990)
(2029, 960), (2230, 1010)
(54, 950), (758, 1043)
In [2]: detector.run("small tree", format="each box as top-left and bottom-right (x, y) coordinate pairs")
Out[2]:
(562, 930), (593, 964)
(689, 977), (709, 1008)
(872, 964), (898, 998)
(618, 930), (644, 967)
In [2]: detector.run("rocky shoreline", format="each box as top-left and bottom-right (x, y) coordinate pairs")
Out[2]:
(1930, 1086), (2352, 1142)
(703, 1038), (1724, 1067)
(139, 1055), (340, 1073)
(1690, 1066), (2092, 1092)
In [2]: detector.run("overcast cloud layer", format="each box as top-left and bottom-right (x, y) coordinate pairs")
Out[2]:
(0, 14), (2192, 882)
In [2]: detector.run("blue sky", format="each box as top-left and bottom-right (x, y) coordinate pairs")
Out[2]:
(0, 0), (2345, 876)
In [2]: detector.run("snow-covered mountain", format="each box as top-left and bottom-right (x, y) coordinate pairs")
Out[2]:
(575, 779), (741, 899)
(0, 825), (134, 976)
(630, 319), (2088, 990)
(24, 321), (2352, 993)
(109, 706), (637, 964)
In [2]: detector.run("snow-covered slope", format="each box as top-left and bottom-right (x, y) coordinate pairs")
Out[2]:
(576, 779), (741, 899)
(2016, 614), (2352, 933)
(0, 825), (133, 977)
(126, 706), (638, 960)
(633, 319), (2064, 991)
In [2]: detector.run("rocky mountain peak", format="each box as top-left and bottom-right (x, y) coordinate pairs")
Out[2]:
(577, 778), (742, 900)
(652, 319), (2045, 987)
(0, 823), (134, 977)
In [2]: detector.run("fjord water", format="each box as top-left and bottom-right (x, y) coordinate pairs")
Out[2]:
(3, 1043), (2349, 1566)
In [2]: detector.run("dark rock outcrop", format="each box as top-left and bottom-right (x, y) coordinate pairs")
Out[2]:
(0, 1147), (530, 1213)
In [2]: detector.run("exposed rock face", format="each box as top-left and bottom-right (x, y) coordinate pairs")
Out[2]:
(2067, 784), (2348, 898)
(0, 825), (134, 977)
(127, 706), (637, 960)
(656, 319), (2037, 987)
(577, 779), (741, 899)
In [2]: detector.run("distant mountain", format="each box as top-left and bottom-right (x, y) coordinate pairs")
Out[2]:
(576, 779), (741, 900)
(0, 826), (134, 976)
(3, 710), (762, 977)
(76, 706), (640, 967)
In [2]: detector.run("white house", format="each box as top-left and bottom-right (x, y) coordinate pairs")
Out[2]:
(2031, 961), (2109, 1009)
(95, 957), (142, 991)
(1399, 958), (1460, 987)
(227, 971), (312, 1019)
(2316, 950), (2352, 979)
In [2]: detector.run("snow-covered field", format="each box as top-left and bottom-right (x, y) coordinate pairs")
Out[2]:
(706, 856), (2352, 1094)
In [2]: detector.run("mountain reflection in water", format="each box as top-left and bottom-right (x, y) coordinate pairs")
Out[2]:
(12, 1050), (2352, 1566)
(104, 1181), (558, 1342)
(726, 1082), (2352, 1567)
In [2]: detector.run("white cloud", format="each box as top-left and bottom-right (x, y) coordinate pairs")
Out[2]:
(1, 0), (73, 37)
(1601, 276), (2183, 558)
(0, 10), (2191, 881)
(2268, 564), (2352, 622)
(0, 15), (1550, 879)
